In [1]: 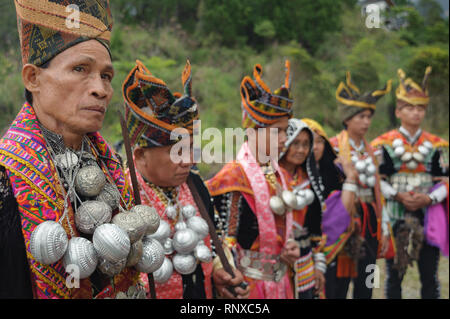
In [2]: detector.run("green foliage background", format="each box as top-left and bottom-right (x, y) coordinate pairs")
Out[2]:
(0, 0), (448, 177)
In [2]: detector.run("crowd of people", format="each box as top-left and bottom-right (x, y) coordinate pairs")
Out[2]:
(0, 0), (448, 299)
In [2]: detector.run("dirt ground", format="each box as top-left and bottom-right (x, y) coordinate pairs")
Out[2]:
(345, 256), (449, 299)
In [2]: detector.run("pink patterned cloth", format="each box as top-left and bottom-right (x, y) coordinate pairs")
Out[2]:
(236, 142), (293, 299)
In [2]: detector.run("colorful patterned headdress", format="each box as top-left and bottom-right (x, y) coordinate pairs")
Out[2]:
(122, 60), (199, 148)
(14, 0), (113, 66)
(396, 67), (432, 108)
(336, 71), (392, 122)
(241, 61), (294, 129)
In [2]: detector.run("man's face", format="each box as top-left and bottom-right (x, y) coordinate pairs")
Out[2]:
(265, 117), (289, 157)
(345, 109), (373, 137)
(32, 40), (114, 135)
(395, 104), (426, 128)
(135, 139), (194, 188)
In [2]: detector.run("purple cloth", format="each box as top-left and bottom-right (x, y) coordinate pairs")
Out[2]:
(322, 191), (351, 246)
(424, 184), (449, 257)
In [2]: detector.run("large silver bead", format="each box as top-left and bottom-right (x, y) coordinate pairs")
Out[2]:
(355, 160), (366, 173)
(75, 165), (106, 197)
(173, 228), (198, 254)
(126, 240), (144, 267)
(423, 141), (433, 150)
(175, 220), (188, 232)
(392, 138), (404, 149)
(93, 223), (130, 263)
(112, 212), (146, 244)
(359, 174), (367, 185)
(153, 257), (173, 284)
(186, 216), (209, 240)
(412, 152), (425, 163)
(406, 160), (418, 170)
(172, 254), (197, 275)
(401, 152), (413, 163)
(194, 242), (212, 263)
(30, 221), (69, 265)
(130, 205), (160, 236)
(303, 189), (315, 205)
(98, 256), (126, 277)
(418, 145), (430, 156)
(162, 238), (174, 255)
(165, 205), (178, 220)
(136, 237), (165, 273)
(351, 155), (359, 164)
(96, 183), (120, 211)
(63, 237), (98, 279)
(394, 146), (406, 157)
(55, 151), (79, 170)
(181, 205), (197, 219)
(365, 156), (374, 165)
(149, 220), (171, 243)
(281, 190), (298, 209)
(294, 195), (307, 210)
(366, 175), (376, 188)
(75, 200), (112, 234)
(270, 196), (286, 216)
(365, 163), (377, 176)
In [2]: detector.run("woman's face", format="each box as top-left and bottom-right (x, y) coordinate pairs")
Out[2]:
(284, 130), (311, 167)
(312, 132), (326, 162)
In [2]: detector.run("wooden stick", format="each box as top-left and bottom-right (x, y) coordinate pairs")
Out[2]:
(186, 176), (235, 277)
(117, 109), (157, 300)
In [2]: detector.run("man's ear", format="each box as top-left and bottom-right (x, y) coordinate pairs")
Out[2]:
(133, 146), (144, 163)
(22, 64), (41, 94)
(394, 106), (401, 120)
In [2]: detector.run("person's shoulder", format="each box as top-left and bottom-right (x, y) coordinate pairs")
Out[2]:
(422, 131), (449, 149)
(371, 129), (400, 149)
(204, 162), (253, 197)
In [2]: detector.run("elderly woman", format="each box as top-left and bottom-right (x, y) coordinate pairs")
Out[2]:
(122, 60), (249, 299)
(279, 118), (359, 299)
(0, 0), (139, 299)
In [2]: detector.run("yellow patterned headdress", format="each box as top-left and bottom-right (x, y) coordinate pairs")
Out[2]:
(301, 118), (329, 141)
(336, 71), (392, 122)
(396, 67), (432, 107)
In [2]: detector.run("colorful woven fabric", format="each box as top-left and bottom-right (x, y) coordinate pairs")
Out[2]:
(0, 102), (137, 299)
(14, 0), (113, 66)
(241, 61), (293, 129)
(336, 71), (391, 122)
(133, 169), (213, 299)
(294, 251), (316, 294)
(396, 67), (432, 107)
(123, 60), (199, 148)
(205, 162), (254, 197)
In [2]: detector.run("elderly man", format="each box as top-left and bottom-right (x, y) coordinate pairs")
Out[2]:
(0, 0), (139, 299)
(122, 60), (249, 299)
